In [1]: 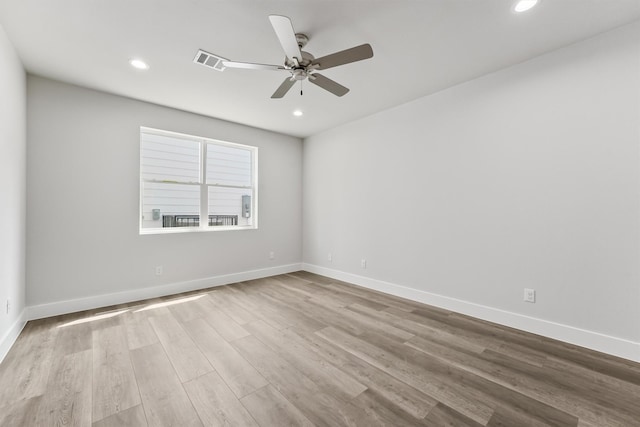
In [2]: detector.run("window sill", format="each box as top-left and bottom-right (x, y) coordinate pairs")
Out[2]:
(139, 225), (257, 235)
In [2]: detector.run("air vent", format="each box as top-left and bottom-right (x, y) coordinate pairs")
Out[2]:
(193, 50), (227, 71)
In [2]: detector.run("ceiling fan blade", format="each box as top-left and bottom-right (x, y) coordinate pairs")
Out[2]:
(271, 78), (296, 98)
(222, 61), (286, 71)
(309, 73), (349, 97)
(269, 15), (302, 62)
(311, 44), (373, 70)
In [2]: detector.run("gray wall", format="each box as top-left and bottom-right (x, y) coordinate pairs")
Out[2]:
(27, 76), (302, 307)
(303, 22), (640, 347)
(0, 24), (26, 358)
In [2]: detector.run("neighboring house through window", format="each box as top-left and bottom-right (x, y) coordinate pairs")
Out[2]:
(140, 127), (257, 233)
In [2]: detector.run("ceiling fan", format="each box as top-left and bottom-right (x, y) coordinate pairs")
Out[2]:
(198, 15), (374, 98)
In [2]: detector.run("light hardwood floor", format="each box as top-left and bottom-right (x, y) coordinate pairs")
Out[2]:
(1, 272), (639, 426)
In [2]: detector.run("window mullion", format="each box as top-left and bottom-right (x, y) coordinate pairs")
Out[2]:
(200, 141), (207, 229)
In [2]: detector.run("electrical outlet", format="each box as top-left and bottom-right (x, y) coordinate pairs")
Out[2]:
(269, 251), (275, 260)
(361, 259), (367, 269)
(524, 288), (535, 303)
(155, 266), (163, 276)
(327, 252), (332, 262)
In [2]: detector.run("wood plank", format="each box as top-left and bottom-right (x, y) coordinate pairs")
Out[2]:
(82, 307), (128, 331)
(269, 288), (406, 341)
(207, 289), (261, 325)
(485, 341), (549, 368)
(148, 313), (214, 383)
(334, 305), (415, 341)
(403, 336), (585, 426)
(167, 295), (210, 324)
(52, 322), (93, 358)
(270, 273), (316, 288)
(183, 317), (268, 398)
(129, 343), (203, 427)
(292, 325), (437, 418)
(315, 326), (495, 425)
(197, 295), (250, 341)
(479, 349), (635, 426)
(276, 275), (332, 297)
(384, 305), (532, 354)
(544, 355), (640, 403)
(424, 402), (486, 427)
(268, 275), (322, 299)
(231, 335), (370, 427)
(391, 332), (578, 425)
(249, 289), (328, 333)
(222, 285), (288, 329)
(348, 302), (485, 353)
(252, 291), (371, 338)
(230, 285), (296, 330)
(448, 310), (640, 386)
(316, 278), (431, 312)
(286, 271), (334, 284)
(122, 310), (159, 350)
(0, 395), (43, 427)
(350, 389), (431, 427)
(300, 281), (390, 311)
(240, 385), (314, 427)
(0, 321), (58, 406)
(458, 313), (640, 381)
(183, 371), (258, 426)
(92, 325), (141, 422)
(36, 349), (93, 426)
(486, 405), (577, 427)
(244, 320), (367, 400)
(92, 404), (148, 427)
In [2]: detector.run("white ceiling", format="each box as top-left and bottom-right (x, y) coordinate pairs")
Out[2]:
(1, 0), (639, 138)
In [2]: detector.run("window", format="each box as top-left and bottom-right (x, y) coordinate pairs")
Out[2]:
(140, 127), (257, 233)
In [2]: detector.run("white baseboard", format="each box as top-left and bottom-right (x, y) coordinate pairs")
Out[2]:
(26, 263), (302, 321)
(302, 263), (640, 363)
(0, 310), (27, 364)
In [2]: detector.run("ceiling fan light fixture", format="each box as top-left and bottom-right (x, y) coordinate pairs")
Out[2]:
(293, 110), (303, 117)
(129, 59), (149, 70)
(514, 0), (538, 13)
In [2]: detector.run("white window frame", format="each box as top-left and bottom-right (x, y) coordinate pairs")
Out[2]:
(139, 127), (258, 234)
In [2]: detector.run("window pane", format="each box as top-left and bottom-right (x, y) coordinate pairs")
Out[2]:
(142, 181), (200, 228)
(208, 187), (253, 226)
(141, 132), (200, 183)
(206, 143), (251, 187)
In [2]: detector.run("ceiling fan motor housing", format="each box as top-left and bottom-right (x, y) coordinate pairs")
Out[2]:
(285, 50), (314, 69)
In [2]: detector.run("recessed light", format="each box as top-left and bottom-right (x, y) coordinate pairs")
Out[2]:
(514, 0), (538, 13)
(129, 59), (149, 70)
(293, 110), (303, 117)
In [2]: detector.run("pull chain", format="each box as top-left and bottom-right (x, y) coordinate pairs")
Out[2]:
(300, 80), (303, 96)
